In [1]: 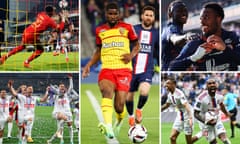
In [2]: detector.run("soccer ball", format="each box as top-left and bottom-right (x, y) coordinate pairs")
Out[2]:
(128, 125), (148, 143)
(205, 111), (218, 124)
(59, 0), (68, 8)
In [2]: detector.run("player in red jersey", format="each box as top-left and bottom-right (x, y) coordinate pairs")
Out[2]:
(0, 5), (66, 68)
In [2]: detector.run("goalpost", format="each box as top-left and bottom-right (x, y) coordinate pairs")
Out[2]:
(0, 0), (79, 71)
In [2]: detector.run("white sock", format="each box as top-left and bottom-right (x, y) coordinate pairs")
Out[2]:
(8, 122), (13, 137)
(0, 138), (3, 144)
(68, 125), (73, 142)
(195, 131), (202, 139)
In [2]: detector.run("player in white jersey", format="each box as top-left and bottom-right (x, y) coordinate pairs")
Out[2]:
(8, 80), (49, 144)
(47, 74), (76, 144)
(73, 102), (79, 133)
(161, 77), (193, 144)
(0, 89), (12, 144)
(194, 78), (231, 144)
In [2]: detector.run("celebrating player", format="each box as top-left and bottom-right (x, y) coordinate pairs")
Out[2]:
(194, 78), (232, 144)
(47, 74), (76, 144)
(8, 81), (49, 144)
(161, 77), (193, 144)
(221, 85), (240, 138)
(161, 0), (198, 71)
(169, 2), (240, 71)
(0, 5), (66, 68)
(126, 5), (158, 127)
(82, 2), (140, 139)
(0, 89), (12, 144)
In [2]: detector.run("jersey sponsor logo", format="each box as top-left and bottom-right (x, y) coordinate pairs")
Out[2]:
(58, 99), (67, 105)
(102, 42), (124, 48)
(196, 102), (201, 108)
(140, 44), (152, 53)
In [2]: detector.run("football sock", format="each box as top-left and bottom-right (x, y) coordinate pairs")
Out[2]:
(8, 45), (25, 58)
(26, 49), (43, 63)
(235, 123), (240, 128)
(101, 98), (113, 125)
(126, 100), (134, 115)
(116, 106), (126, 123)
(26, 121), (33, 136)
(137, 95), (148, 109)
(8, 122), (13, 137)
(231, 123), (234, 136)
(0, 138), (2, 144)
(68, 125), (73, 142)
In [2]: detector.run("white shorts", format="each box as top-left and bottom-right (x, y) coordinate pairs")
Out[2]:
(0, 116), (8, 130)
(74, 119), (79, 128)
(52, 112), (72, 122)
(202, 121), (226, 142)
(173, 118), (193, 135)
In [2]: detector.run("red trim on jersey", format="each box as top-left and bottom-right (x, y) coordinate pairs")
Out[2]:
(198, 91), (208, 100)
(102, 35), (128, 41)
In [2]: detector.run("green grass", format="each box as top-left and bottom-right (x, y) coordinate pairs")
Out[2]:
(161, 122), (239, 144)
(3, 106), (79, 144)
(81, 83), (159, 144)
(0, 52), (79, 71)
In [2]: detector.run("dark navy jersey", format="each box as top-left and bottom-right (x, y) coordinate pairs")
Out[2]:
(132, 24), (159, 75)
(161, 22), (185, 71)
(169, 29), (240, 71)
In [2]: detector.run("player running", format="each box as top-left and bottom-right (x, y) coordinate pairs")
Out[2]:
(194, 78), (232, 144)
(0, 89), (12, 144)
(47, 74), (76, 144)
(126, 5), (159, 128)
(161, 76), (193, 144)
(8, 81), (49, 144)
(0, 5), (67, 68)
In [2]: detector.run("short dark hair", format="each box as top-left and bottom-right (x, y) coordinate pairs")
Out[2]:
(168, 0), (186, 15)
(167, 76), (176, 85)
(203, 2), (224, 20)
(105, 2), (119, 12)
(45, 5), (54, 13)
(142, 5), (155, 15)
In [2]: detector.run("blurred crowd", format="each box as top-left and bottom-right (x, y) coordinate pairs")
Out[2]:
(82, 0), (159, 36)
(161, 73), (240, 106)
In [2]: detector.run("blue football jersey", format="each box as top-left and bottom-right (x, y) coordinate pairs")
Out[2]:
(161, 22), (185, 71)
(169, 29), (240, 71)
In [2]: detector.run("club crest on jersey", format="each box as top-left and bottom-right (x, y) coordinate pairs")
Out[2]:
(119, 27), (125, 35)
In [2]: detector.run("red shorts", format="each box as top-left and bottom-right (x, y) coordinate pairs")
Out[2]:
(22, 27), (40, 44)
(98, 68), (132, 92)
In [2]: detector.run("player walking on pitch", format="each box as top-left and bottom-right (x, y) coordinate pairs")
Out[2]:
(126, 5), (159, 127)
(161, 77), (193, 144)
(82, 2), (140, 139)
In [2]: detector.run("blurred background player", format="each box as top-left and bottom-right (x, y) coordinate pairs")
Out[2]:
(82, 2), (140, 139)
(7, 96), (18, 138)
(161, 77), (193, 144)
(0, 5), (66, 68)
(194, 78), (232, 144)
(47, 74), (76, 144)
(126, 5), (158, 127)
(8, 81), (49, 144)
(0, 89), (12, 144)
(161, 0), (198, 71)
(221, 85), (240, 138)
(73, 102), (79, 133)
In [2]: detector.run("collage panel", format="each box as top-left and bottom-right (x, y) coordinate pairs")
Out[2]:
(81, 0), (159, 143)
(161, 0), (240, 71)
(0, 73), (79, 144)
(0, 0), (79, 71)
(161, 72), (240, 144)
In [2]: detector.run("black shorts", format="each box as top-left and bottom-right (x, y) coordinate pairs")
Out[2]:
(229, 107), (238, 121)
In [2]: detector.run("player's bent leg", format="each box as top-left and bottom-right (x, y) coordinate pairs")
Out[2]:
(185, 134), (193, 144)
(0, 129), (4, 144)
(113, 106), (126, 136)
(126, 92), (135, 127)
(218, 133), (231, 144)
(170, 129), (180, 144)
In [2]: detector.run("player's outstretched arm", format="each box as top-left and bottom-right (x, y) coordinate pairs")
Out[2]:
(220, 102), (232, 117)
(40, 86), (50, 102)
(82, 47), (101, 78)
(8, 80), (17, 97)
(67, 74), (73, 94)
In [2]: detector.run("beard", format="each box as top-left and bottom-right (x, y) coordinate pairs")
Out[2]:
(143, 20), (153, 28)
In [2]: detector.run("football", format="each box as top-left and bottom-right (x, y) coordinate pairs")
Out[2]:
(205, 111), (218, 124)
(128, 124), (148, 143)
(59, 0), (68, 8)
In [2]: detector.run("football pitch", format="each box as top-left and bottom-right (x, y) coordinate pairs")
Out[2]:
(161, 122), (240, 144)
(3, 106), (79, 144)
(0, 52), (79, 71)
(81, 83), (159, 144)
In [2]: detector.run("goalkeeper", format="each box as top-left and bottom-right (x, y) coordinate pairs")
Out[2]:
(0, 5), (66, 68)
